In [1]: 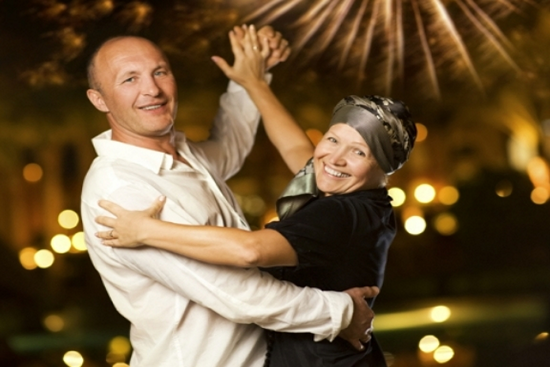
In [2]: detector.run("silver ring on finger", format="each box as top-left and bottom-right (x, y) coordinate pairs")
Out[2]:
(252, 45), (258, 51)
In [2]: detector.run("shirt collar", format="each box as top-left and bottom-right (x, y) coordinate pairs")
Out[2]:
(92, 130), (184, 174)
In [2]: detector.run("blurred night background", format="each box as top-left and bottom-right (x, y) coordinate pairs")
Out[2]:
(1, 0), (550, 366)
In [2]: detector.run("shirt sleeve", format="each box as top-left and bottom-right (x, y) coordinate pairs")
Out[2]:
(82, 181), (353, 341)
(266, 197), (361, 267)
(194, 76), (272, 181)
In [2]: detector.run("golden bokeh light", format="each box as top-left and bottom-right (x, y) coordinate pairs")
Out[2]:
(35, 249), (55, 269)
(51, 234), (72, 254)
(438, 186), (459, 205)
(241, 195), (266, 216)
(19, 247), (38, 270)
(58, 209), (79, 229)
(414, 183), (436, 204)
(183, 125), (209, 142)
(23, 163), (43, 182)
(419, 335), (440, 353)
(431, 306), (451, 323)
(43, 314), (65, 332)
(107, 336), (132, 365)
(415, 123), (428, 143)
(433, 345), (455, 363)
(404, 216), (426, 235)
(535, 332), (549, 341)
(72, 231), (87, 251)
(109, 336), (132, 354)
(531, 187), (549, 205)
(63, 350), (84, 367)
(526, 156), (550, 187)
(495, 180), (513, 197)
(305, 128), (324, 146)
(434, 213), (458, 236)
(388, 187), (406, 207)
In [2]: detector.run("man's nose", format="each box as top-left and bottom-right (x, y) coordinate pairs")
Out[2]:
(142, 76), (161, 96)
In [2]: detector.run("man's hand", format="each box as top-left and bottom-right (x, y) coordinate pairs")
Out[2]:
(338, 286), (380, 351)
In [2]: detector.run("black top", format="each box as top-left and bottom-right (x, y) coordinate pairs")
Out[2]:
(264, 188), (395, 367)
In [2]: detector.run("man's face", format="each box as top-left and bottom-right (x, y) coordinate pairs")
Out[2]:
(90, 37), (178, 139)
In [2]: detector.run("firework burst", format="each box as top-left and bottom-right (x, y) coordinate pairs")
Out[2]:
(242, 0), (537, 98)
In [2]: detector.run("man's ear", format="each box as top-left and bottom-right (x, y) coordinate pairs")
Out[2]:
(86, 89), (109, 113)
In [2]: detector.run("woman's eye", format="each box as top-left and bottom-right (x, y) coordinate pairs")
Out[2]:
(355, 150), (366, 157)
(327, 137), (337, 143)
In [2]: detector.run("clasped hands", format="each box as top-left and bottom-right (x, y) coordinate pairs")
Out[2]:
(211, 24), (291, 88)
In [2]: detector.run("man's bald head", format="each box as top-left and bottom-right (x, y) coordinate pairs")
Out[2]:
(87, 36), (168, 91)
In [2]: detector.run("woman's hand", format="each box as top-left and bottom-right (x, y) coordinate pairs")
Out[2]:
(211, 24), (270, 88)
(95, 196), (166, 248)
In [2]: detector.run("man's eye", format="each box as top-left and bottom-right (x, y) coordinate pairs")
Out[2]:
(124, 77), (135, 83)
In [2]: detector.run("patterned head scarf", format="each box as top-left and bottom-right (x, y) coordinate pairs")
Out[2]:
(276, 95), (416, 220)
(330, 95), (416, 174)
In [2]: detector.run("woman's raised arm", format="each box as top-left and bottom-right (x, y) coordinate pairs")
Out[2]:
(211, 25), (314, 174)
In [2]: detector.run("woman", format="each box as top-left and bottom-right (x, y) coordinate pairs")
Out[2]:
(95, 26), (416, 367)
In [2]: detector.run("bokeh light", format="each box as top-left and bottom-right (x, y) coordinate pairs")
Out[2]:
(51, 234), (72, 254)
(495, 179), (513, 197)
(414, 183), (436, 203)
(388, 187), (406, 207)
(433, 345), (455, 363)
(531, 187), (549, 204)
(404, 215), (426, 235)
(23, 163), (43, 182)
(535, 332), (549, 341)
(431, 306), (451, 323)
(419, 335), (440, 353)
(438, 186), (459, 205)
(106, 336), (131, 365)
(63, 350), (84, 367)
(306, 128), (324, 146)
(72, 231), (87, 251)
(43, 314), (65, 332)
(415, 123), (428, 143)
(58, 209), (80, 229)
(35, 249), (55, 268)
(19, 247), (38, 270)
(434, 213), (458, 236)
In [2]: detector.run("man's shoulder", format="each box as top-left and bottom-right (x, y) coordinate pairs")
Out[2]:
(82, 157), (154, 202)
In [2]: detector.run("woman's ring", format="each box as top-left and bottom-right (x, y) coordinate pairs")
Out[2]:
(110, 230), (114, 238)
(252, 45), (258, 51)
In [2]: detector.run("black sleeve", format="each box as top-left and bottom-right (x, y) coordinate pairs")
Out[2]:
(266, 197), (360, 268)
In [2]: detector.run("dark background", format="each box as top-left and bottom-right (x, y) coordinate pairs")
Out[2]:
(0, 0), (549, 366)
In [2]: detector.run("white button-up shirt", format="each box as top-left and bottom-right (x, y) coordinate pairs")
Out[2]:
(81, 81), (353, 367)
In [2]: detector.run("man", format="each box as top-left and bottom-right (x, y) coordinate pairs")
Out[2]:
(81, 26), (376, 367)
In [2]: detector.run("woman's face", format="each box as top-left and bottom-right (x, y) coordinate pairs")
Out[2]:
(313, 123), (386, 196)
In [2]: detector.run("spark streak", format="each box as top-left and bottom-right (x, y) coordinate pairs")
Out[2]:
(242, 0), (532, 98)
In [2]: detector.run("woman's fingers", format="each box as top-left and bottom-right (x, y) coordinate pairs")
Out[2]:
(95, 229), (114, 240)
(98, 199), (124, 216)
(95, 214), (116, 227)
